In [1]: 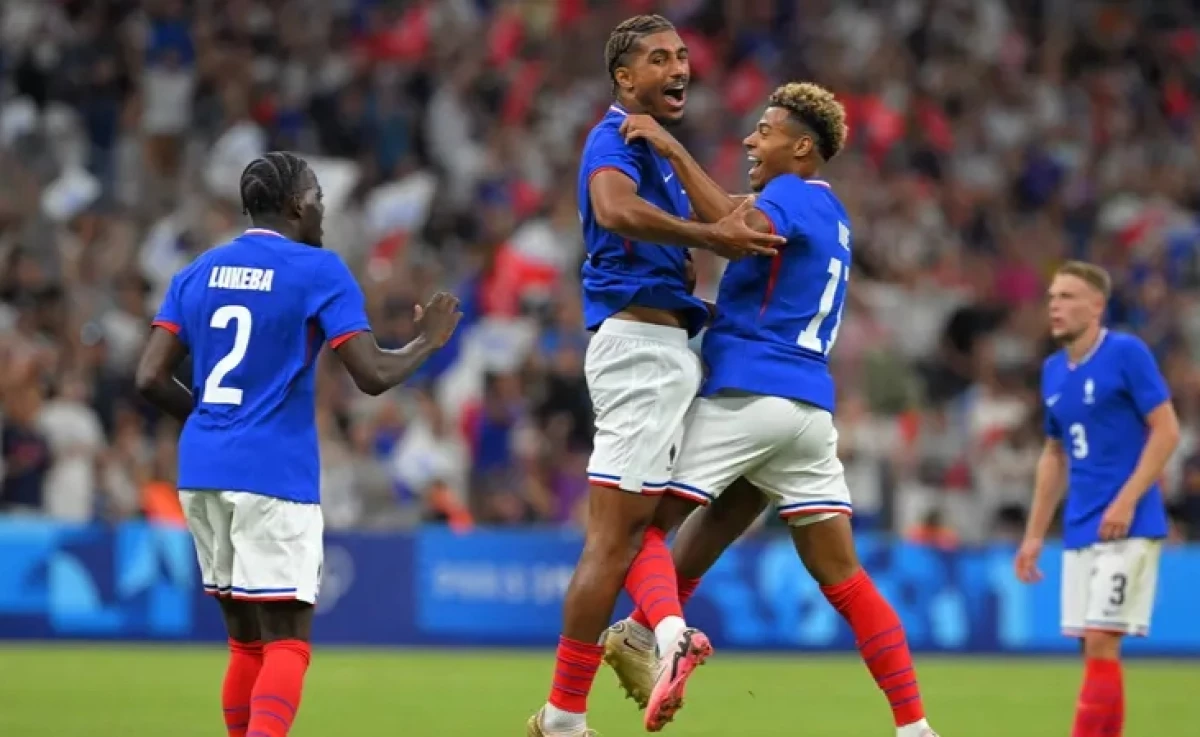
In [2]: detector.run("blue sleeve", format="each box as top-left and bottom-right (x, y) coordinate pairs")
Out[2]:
(312, 253), (371, 347)
(1121, 337), (1170, 416)
(583, 125), (642, 188)
(753, 176), (809, 239)
(1043, 407), (1062, 439)
(151, 272), (189, 347)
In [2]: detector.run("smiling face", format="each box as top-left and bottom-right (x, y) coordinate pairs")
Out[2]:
(613, 29), (690, 123)
(742, 106), (815, 191)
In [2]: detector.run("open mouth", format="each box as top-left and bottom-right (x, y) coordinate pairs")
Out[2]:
(747, 154), (762, 177)
(663, 82), (687, 110)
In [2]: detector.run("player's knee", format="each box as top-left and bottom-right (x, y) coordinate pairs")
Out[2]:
(1082, 629), (1122, 660)
(257, 600), (315, 643)
(218, 597), (262, 643)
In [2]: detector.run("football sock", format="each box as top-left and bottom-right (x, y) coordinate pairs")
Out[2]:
(1071, 657), (1123, 737)
(546, 635), (603, 723)
(631, 576), (700, 630)
(624, 526), (687, 654)
(222, 639), (263, 737)
(822, 569), (925, 727)
(246, 639), (310, 737)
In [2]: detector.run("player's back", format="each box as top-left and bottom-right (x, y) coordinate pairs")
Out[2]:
(1041, 330), (1170, 548)
(576, 104), (709, 336)
(156, 229), (367, 503)
(701, 175), (850, 413)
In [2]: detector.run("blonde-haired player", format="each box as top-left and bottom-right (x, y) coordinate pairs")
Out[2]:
(601, 82), (939, 737)
(1016, 261), (1179, 737)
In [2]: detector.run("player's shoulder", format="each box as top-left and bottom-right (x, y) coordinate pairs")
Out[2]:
(1041, 347), (1067, 374)
(582, 107), (635, 155)
(1104, 329), (1151, 356)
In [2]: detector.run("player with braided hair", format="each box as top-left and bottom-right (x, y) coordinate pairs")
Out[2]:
(601, 83), (941, 737)
(528, 14), (785, 737)
(136, 151), (461, 737)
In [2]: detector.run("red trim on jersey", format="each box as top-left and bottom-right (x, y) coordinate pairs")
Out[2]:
(152, 320), (181, 335)
(757, 209), (784, 316)
(229, 594), (301, 603)
(329, 330), (364, 350)
(587, 165), (630, 188)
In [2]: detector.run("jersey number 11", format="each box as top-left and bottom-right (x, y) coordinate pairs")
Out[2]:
(797, 222), (851, 355)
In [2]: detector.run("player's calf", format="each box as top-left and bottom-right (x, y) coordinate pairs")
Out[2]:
(791, 514), (938, 737)
(246, 601), (314, 737)
(1071, 630), (1124, 737)
(218, 599), (262, 737)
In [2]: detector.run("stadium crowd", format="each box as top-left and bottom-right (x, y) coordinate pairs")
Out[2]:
(1, 0), (1200, 543)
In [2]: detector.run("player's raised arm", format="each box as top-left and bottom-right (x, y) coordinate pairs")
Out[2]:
(333, 293), (461, 397)
(136, 276), (194, 423)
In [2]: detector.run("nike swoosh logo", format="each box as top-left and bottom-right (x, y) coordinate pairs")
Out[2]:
(1047, 395), (1060, 407)
(663, 173), (674, 182)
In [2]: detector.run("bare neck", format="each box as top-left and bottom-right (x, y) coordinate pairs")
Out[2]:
(1065, 322), (1103, 365)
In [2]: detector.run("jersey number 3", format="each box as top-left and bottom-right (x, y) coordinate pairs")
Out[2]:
(203, 305), (252, 405)
(797, 224), (851, 355)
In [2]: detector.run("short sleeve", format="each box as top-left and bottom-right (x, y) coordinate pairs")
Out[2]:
(1043, 406), (1062, 439)
(583, 124), (642, 189)
(151, 273), (189, 347)
(312, 253), (371, 348)
(753, 175), (809, 240)
(1121, 337), (1170, 416)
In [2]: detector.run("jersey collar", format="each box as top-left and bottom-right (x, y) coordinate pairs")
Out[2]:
(806, 179), (831, 188)
(608, 103), (628, 117)
(1068, 328), (1108, 370)
(244, 228), (286, 239)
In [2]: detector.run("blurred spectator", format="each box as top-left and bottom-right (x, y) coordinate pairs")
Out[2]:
(0, 0), (1198, 543)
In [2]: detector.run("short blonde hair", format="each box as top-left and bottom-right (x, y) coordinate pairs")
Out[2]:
(767, 82), (848, 162)
(1055, 261), (1112, 299)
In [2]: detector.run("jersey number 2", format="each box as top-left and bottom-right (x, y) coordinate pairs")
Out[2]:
(797, 256), (849, 355)
(203, 305), (252, 405)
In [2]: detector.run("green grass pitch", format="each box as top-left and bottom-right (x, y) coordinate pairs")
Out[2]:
(0, 645), (1195, 735)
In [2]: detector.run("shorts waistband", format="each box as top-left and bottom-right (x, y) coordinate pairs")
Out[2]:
(596, 318), (690, 348)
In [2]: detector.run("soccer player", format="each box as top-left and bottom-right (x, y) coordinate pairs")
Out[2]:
(528, 14), (785, 737)
(601, 82), (940, 737)
(134, 152), (461, 737)
(1015, 261), (1179, 737)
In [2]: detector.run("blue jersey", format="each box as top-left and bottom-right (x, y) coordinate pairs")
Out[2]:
(577, 104), (709, 337)
(152, 229), (371, 504)
(1041, 330), (1170, 549)
(701, 175), (849, 413)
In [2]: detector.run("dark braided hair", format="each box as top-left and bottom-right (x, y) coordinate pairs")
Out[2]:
(604, 14), (675, 87)
(239, 151), (311, 219)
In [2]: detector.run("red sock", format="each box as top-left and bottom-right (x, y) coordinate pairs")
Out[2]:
(632, 576), (700, 629)
(246, 640), (310, 737)
(822, 569), (924, 727)
(548, 636), (604, 714)
(223, 640), (263, 737)
(623, 526), (682, 630)
(1072, 658), (1124, 737)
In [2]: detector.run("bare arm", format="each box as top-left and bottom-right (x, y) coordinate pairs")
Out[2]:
(333, 333), (437, 397)
(1115, 401), (1180, 506)
(135, 327), (194, 423)
(589, 171), (780, 255)
(663, 147), (742, 223)
(1024, 438), (1068, 541)
(332, 292), (461, 397)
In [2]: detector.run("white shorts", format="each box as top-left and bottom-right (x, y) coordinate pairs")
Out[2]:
(586, 319), (702, 493)
(667, 392), (852, 525)
(1061, 538), (1161, 637)
(179, 490), (324, 604)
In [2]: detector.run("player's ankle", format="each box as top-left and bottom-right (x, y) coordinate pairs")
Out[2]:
(653, 615), (687, 656)
(543, 703), (586, 731)
(896, 717), (931, 737)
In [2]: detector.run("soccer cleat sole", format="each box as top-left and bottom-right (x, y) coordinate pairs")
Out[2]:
(643, 629), (713, 732)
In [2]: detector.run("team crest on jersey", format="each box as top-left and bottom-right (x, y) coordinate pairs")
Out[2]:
(1083, 378), (1095, 405)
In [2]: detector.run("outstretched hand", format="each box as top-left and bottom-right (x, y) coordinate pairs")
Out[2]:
(414, 292), (463, 348)
(708, 196), (784, 260)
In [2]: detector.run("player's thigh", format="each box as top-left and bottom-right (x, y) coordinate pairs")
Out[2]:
(671, 477), (771, 581)
(749, 403), (852, 524)
(1083, 539), (1162, 636)
(666, 393), (782, 508)
(226, 492), (324, 606)
(584, 321), (701, 493)
(179, 490), (235, 596)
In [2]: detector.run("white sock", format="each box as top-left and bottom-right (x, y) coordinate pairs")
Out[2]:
(653, 615), (687, 658)
(896, 718), (932, 737)
(542, 703), (586, 731)
(625, 618), (655, 649)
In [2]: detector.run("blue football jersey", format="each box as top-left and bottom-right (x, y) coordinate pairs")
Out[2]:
(700, 176), (849, 413)
(153, 229), (371, 504)
(1041, 330), (1171, 549)
(577, 104), (709, 337)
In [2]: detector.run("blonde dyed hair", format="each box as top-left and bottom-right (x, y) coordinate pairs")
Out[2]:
(768, 82), (848, 162)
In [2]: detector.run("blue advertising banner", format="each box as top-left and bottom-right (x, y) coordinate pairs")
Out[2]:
(0, 520), (1197, 655)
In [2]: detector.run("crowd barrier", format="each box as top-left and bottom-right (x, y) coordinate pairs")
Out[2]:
(0, 521), (1196, 655)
